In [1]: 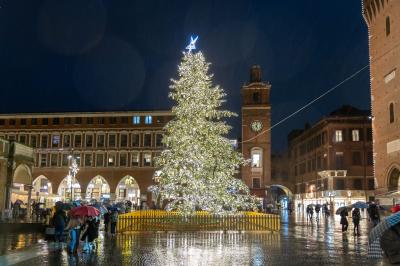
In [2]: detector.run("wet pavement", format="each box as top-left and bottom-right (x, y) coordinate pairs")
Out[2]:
(0, 211), (391, 265)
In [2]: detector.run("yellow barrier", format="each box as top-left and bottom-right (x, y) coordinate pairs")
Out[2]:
(117, 210), (280, 233)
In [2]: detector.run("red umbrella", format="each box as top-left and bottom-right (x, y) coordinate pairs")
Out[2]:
(70, 206), (100, 217)
(391, 204), (400, 213)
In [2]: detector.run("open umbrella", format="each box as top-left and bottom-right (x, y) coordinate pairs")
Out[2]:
(369, 211), (400, 244)
(70, 206), (100, 217)
(336, 206), (351, 215)
(307, 204), (316, 208)
(89, 204), (107, 214)
(391, 204), (400, 213)
(351, 201), (369, 209)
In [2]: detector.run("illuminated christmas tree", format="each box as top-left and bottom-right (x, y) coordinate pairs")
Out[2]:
(151, 39), (256, 215)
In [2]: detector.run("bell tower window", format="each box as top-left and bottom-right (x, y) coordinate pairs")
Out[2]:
(252, 92), (261, 103)
(251, 147), (262, 168)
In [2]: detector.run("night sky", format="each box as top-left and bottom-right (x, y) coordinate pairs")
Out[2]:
(0, 0), (370, 152)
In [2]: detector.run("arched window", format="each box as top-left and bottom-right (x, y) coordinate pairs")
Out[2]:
(386, 16), (391, 36)
(251, 147), (262, 168)
(389, 102), (395, 123)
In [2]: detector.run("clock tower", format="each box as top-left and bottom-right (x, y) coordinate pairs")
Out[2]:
(241, 65), (271, 197)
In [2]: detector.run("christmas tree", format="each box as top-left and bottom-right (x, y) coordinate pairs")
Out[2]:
(151, 42), (257, 215)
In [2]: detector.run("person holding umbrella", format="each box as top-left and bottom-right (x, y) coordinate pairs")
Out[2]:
(340, 207), (349, 233)
(352, 208), (361, 236)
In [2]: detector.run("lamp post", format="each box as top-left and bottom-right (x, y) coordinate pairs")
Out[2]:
(67, 155), (79, 202)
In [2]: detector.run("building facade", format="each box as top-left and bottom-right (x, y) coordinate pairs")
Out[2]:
(362, 0), (400, 204)
(0, 111), (172, 207)
(289, 106), (374, 210)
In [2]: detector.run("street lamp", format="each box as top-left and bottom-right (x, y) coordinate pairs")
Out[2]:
(66, 155), (79, 202)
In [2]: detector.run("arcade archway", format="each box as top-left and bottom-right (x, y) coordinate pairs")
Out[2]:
(86, 175), (110, 201)
(57, 176), (81, 201)
(270, 184), (293, 210)
(115, 176), (140, 205)
(11, 164), (33, 204)
(32, 175), (58, 207)
(388, 167), (400, 192)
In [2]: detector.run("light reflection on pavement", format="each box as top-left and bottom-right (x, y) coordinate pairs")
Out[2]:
(0, 211), (391, 265)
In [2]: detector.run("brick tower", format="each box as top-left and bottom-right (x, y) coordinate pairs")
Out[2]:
(241, 65), (271, 197)
(362, 0), (400, 202)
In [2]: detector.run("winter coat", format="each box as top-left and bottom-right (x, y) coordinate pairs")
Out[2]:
(53, 210), (66, 228)
(81, 219), (99, 242)
(380, 223), (400, 264)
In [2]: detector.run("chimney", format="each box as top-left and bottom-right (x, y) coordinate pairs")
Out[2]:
(250, 65), (262, 83)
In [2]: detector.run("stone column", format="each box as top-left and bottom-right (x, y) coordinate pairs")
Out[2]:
(26, 185), (33, 221)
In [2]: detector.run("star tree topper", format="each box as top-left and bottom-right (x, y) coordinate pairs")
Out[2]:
(185, 35), (198, 52)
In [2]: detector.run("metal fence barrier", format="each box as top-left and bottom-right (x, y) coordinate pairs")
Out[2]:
(117, 210), (280, 233)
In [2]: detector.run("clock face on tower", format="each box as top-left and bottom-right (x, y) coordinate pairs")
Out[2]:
(251, 120), (263, 132)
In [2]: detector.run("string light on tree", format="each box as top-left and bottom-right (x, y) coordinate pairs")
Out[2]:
(150, 36), (257, 215)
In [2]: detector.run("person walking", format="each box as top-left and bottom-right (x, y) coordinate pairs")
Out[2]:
(53, 208), (67, 242)
(103, 210), (111, 235)
(315, 205), (321, 222)
(66, 217), (81, 255)
(340, 208), (349, 233)
(81, 216), (100, 252)
(352, 208), (361, 236)
(110, 210), (118, 237)
(307, 206), (314, 221)
(367, 203), (380, 227)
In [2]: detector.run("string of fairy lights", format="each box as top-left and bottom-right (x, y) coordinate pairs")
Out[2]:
(239, 38), (400, 144)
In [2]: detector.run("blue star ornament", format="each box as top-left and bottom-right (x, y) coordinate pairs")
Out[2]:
(185, 35), (199, 52)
